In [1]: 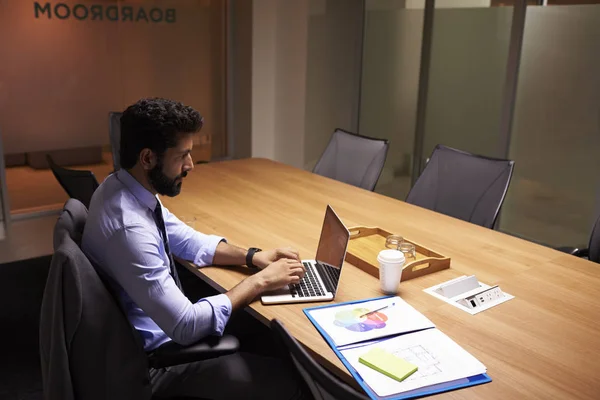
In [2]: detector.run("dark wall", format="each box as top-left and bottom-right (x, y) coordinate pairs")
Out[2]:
(0, 256), (50, 398)
(0, 256), (51, 346)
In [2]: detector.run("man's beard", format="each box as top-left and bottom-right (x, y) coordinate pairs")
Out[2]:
(148, 160), (188, 197)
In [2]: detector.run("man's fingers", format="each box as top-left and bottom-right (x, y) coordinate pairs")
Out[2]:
(285, 259), (303, 267)
(288, 262), (305, 274)
(278, 248), (301, 261)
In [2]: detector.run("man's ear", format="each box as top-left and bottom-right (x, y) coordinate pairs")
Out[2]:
(139, 148), (157, 171)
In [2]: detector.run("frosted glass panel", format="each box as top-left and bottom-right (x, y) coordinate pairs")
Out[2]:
(304, 0), (364, 170)
(359, 1), (424, 200)
(0, 0), (226, 214)
(500, 5), (600, 247)
(423, 6), (513, 162)
(0, 0), (226, 157)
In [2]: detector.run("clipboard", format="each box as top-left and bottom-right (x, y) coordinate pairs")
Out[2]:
(303, 297), (491, 400)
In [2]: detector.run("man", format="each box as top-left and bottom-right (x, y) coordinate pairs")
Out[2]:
(82, 98), (307, 399)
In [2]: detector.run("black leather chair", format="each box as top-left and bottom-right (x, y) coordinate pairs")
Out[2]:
(39, 199), (239, 399)
(406, 144), (515, 229)
(270, 319), (369, 400)
(313, 129), (389, 191)
(557, 214), (600, 263)
(109, 111), (123, 171)
(46, 154), (99, 209)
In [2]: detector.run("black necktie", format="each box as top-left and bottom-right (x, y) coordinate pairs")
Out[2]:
(153, 201), (183, 289)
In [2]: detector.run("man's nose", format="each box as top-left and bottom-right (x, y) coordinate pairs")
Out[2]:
(185, 153), (194, 172)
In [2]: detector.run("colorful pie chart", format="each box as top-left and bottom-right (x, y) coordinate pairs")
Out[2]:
(333, 307), (388, 332)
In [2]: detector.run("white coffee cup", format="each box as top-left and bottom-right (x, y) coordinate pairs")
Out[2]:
(377, 249), (406, 295)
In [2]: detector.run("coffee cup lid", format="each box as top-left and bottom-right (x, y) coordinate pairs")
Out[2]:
(377, 249), (405, 264)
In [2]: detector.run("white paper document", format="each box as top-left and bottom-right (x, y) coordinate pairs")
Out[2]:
(306, 297), (435, 347)
(424, 275), (514, 315)
(340, 329), (487, 397)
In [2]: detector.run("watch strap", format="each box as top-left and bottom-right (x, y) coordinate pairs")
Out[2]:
(246, 247), (262, 269)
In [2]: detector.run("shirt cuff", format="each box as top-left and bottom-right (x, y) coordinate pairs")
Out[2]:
(198, 293), (232, 336)
(193, 235), (227, 266)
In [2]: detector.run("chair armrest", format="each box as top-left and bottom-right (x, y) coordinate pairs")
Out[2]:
(556, 246), (580, 255)
(556, 246), (589, 257)
(147, 334), (239, 369)
(572, 248), (589, 258)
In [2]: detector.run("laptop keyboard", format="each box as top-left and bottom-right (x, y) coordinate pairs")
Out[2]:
(315, 261), (341, 293)
(289, 262), (325, 298)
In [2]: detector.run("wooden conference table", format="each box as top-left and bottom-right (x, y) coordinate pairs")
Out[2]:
(161, 158), (600, 400)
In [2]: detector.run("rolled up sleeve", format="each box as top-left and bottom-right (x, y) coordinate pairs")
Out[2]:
(163, 207), (226, 266)
(104, 226), (232, 346)
(191, 232), (226, 266)
(195, 294), (231, 336)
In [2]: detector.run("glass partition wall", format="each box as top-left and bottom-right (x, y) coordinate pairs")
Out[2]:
(2, 0), (598, 249)
(359, 0), (425, 200)
(0, 0), (227, 216)
(422, 3), (514, 162)
(500, 3), (600, 247)
(356, 0), (600, 249)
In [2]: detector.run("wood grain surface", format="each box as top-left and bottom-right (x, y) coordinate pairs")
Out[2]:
(162, 158), (600, 399)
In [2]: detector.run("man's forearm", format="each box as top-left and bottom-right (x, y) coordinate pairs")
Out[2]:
(212, 241), (247, 266)
(225, 275), (265, 310)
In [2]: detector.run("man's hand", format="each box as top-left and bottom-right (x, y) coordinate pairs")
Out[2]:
(254, 258), (306, 292)
(252, 247), (301, 269)
(224, 247), (304, 310)
(225, 258), (306, 310)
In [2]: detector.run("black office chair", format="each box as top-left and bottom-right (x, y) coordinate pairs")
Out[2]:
(557, 214), (600, 263)
(40, 199), (239, 400)
(46, 154), (99, 209)
(406, 144), (515, 229)
(270, 319), (369, 400)
(313, 129), (389, 191)
(109, 111), (123, 171)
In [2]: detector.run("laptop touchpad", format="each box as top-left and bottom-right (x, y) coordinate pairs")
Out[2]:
(264, 286), (291, 296)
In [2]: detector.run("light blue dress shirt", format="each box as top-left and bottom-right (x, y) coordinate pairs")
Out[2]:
(82, 169), (232, 351)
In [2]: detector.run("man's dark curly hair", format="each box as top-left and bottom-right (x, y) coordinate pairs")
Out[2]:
(119, 98), (204, 170)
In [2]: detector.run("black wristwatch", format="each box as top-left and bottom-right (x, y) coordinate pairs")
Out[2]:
(246, 247), (262, 269)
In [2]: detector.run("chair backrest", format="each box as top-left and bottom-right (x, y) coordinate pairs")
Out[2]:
(313, 129), (389, 191)
(406, 145), (515, 229)
(40, 199), (151, 400)
(51, 198), (88, 249)
(109, 111), (123, 171)
(47, 154), (99, 209)
(588, 214), (600, 263)
(270, 319), (369, 400)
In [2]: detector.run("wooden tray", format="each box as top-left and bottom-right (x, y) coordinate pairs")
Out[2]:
(345, 226), (450, 282)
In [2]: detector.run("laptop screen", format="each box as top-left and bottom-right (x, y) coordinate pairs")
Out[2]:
(315, 205), (350, 294)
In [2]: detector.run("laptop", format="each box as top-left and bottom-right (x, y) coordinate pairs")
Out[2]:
(261, 205), (350, 305)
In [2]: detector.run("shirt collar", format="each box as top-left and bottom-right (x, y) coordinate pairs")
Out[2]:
(116, 169), (159, 212)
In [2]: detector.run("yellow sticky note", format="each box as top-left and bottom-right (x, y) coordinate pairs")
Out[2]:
(359, 347), (418, 382)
